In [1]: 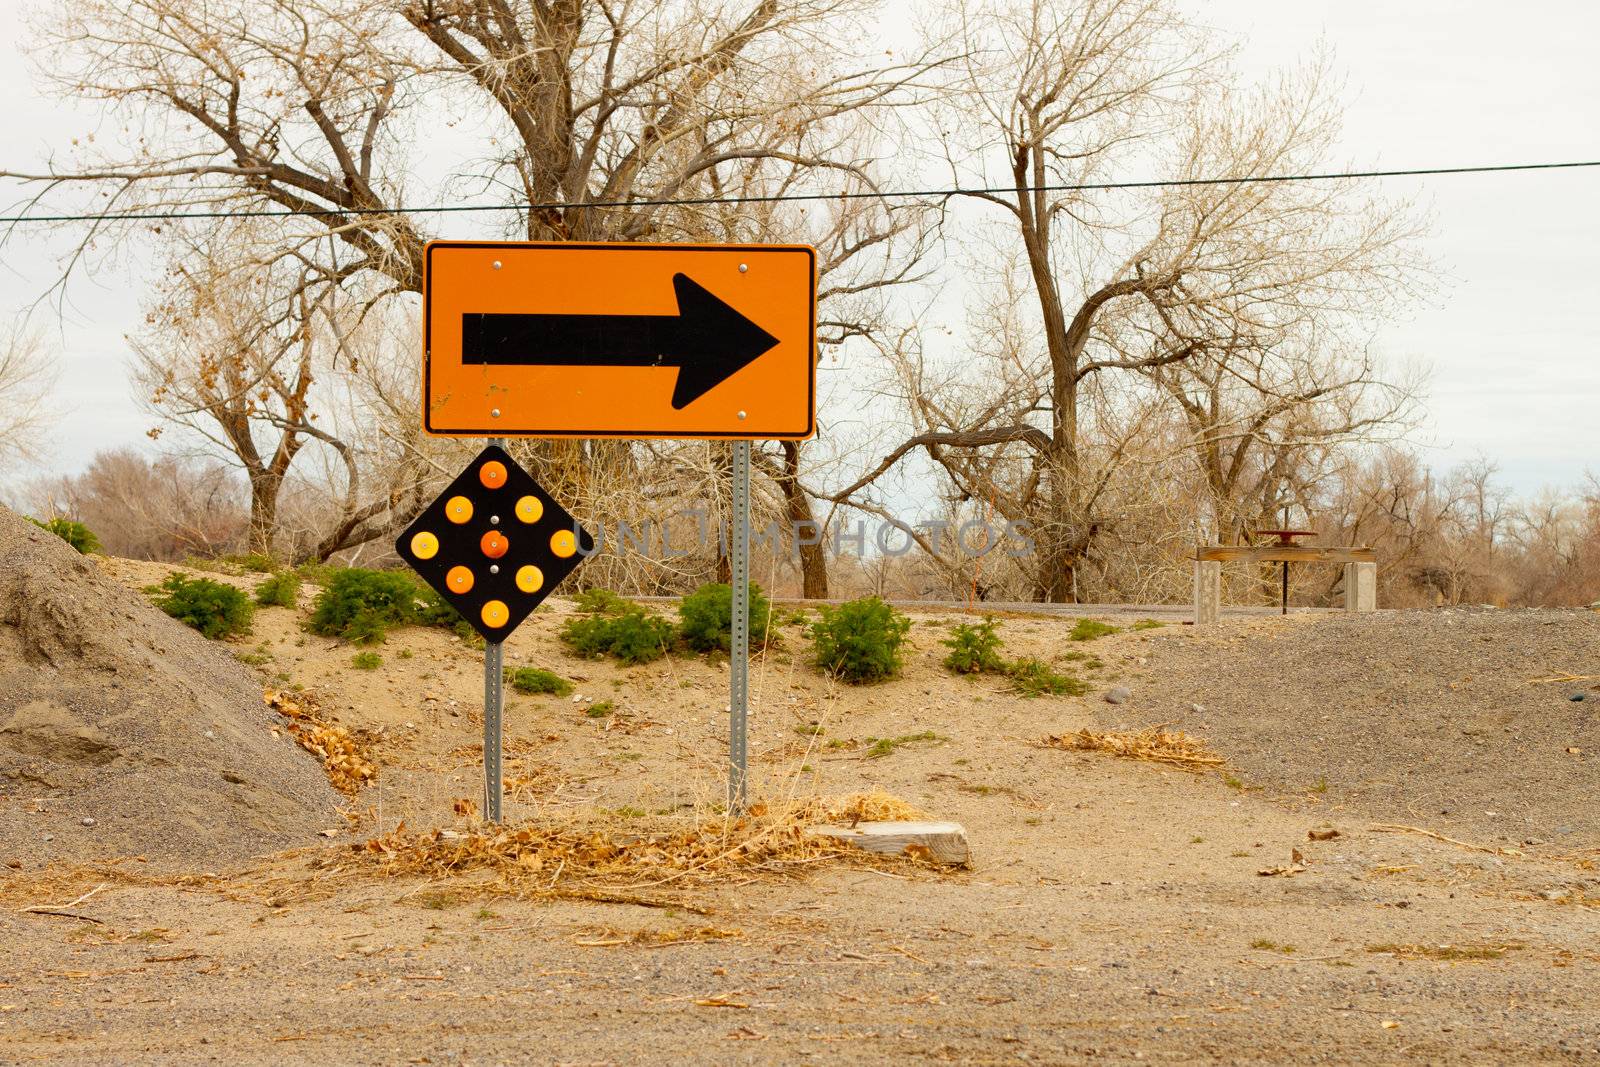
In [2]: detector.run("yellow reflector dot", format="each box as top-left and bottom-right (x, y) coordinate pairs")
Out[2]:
(514, 495), (543, 524)
(446, 566), (474, 594)
(515, 565), (544, 594)
(409, 531), (439, 560)
(481, 600), (509, 629)
(445, 495), (474, 524)
(549, 529), (577, 558)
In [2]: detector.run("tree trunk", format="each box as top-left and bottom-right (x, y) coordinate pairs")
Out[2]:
(780, 442), (829, 599)
(246, 468), (283, 559)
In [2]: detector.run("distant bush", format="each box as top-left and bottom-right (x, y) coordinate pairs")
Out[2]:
(307, 568), (420, 644)
(1131, 619), (1166, 631)
(254, 571), (300, 608)
(31, 516), (101, 554)
(507, 667), (572, 696)
(942, 616), (1006, 674)
(1068, 619), (1119, 642)
(351, 651), (383, 670)
(677, 581), (771, 653)
(809, 597), (910, 684)
(225, 552), (276, 573)
(1007, 658), (1090, 698)
(560, 610), (674, 665)
(574, 588), (639, 615)
(151, 573), (253, 640)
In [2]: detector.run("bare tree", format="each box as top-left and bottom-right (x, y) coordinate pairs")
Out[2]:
(0, 323), (58, 471)
(839, 1), (1426, 600)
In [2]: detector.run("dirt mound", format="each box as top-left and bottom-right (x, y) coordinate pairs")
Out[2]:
(0, 508), (340, 869)
(1109, 608), (1600, 847)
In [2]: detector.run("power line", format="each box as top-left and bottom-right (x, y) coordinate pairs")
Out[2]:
(2, 159), (1596, 225)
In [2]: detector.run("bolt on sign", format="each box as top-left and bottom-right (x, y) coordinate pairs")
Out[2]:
(397, 444), (595, 642)
(422, 241), (816, 440)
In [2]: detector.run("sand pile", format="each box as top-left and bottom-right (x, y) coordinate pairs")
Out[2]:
(0, 507), (340, 869)
(1112, 608), (1600, 847)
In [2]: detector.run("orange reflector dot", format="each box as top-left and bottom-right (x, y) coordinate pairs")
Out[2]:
(409, 531), (439, 560)
(515, 565), (544, 594)
(479, 461), (507, 489)
(445, 495), (474, 524)
(446, 566), (474, 594)
(514, 495), (543, 524)
(549, 529), (577, 558)
(480, 530), (509, 559)
(481, 600), (509, 629)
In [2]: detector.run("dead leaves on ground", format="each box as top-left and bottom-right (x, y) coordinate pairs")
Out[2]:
(348, 791), (935, 901)
(264, 688), (377, 796)
(1040, 726), (1224, 769)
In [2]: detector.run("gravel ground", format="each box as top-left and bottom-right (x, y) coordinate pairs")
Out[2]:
(1106, 608), (1600, 849)
(2, 558), (1596, 1063)
(0, 509), (340, 869)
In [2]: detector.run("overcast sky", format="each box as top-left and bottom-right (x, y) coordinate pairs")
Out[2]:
(2, 0), (1596, 496)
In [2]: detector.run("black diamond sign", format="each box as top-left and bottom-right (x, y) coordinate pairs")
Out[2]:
(396, 445), (594, 642)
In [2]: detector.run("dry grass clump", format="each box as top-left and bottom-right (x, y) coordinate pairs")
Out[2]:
(573, 925), (743, 947)
(352, 791), (927, 895)
(1040, 726), (1224, 769)
(264, 687), (377, 796)
(1366, 942), (1520, 962)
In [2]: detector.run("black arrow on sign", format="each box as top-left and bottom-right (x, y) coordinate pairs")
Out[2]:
(461, 272), (781, 410)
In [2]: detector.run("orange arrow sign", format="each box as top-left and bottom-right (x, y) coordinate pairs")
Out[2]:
(423, 242), (816, 439)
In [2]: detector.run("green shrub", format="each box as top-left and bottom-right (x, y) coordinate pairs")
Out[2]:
(414, 585), (466, 630)
(809, 596), (910, 684)
(351, 650), (383, 670)
(1131, 618), (1166, 631)
(1007, 658), (1090, 697)
(607, 612), (676, 665)
(31, 516), (100, 554)
(942, 616), (1006, 674)
(225, 552), (277, 574)
(295, 561), (339, 586)
(307, 568), (420, 644)
(559, 610), (674, 665)
(151, 573), (253, 640)
(507, 667), (572, 696)
(574, 588), (638, 615)
(585, 699), (616, 718)
(254, 571), (300, 608)
(677, 581), (771, 653)
(1068, 618), (1119, 642)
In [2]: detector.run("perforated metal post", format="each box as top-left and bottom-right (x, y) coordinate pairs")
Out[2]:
(483, 436), (506, 823)
(728, 440), (751, 811)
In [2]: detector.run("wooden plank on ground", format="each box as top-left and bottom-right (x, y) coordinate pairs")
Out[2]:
(810, 821), (970, 866)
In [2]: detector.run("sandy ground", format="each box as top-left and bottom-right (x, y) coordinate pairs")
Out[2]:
(1, 558), (1596, 1064)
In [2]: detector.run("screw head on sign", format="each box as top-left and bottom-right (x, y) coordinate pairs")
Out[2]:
(491, 408), (501, 418)
(515, 495), (543, 524)
(549, 529), (577, 558)
(480, 530), (509, 559)
(410, 531), (439, 560)
(515, 565), (544, 593)
(489, 564), (500, 575)
(479, 461), (507, 489)
(446, 565), (474, 594)
(481, 600), (509, 629)
(445, 495), (474, 523)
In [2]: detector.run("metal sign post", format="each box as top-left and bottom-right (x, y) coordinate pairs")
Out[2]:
(483, 434), (507, 822)
(728, 440), (751, 811)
